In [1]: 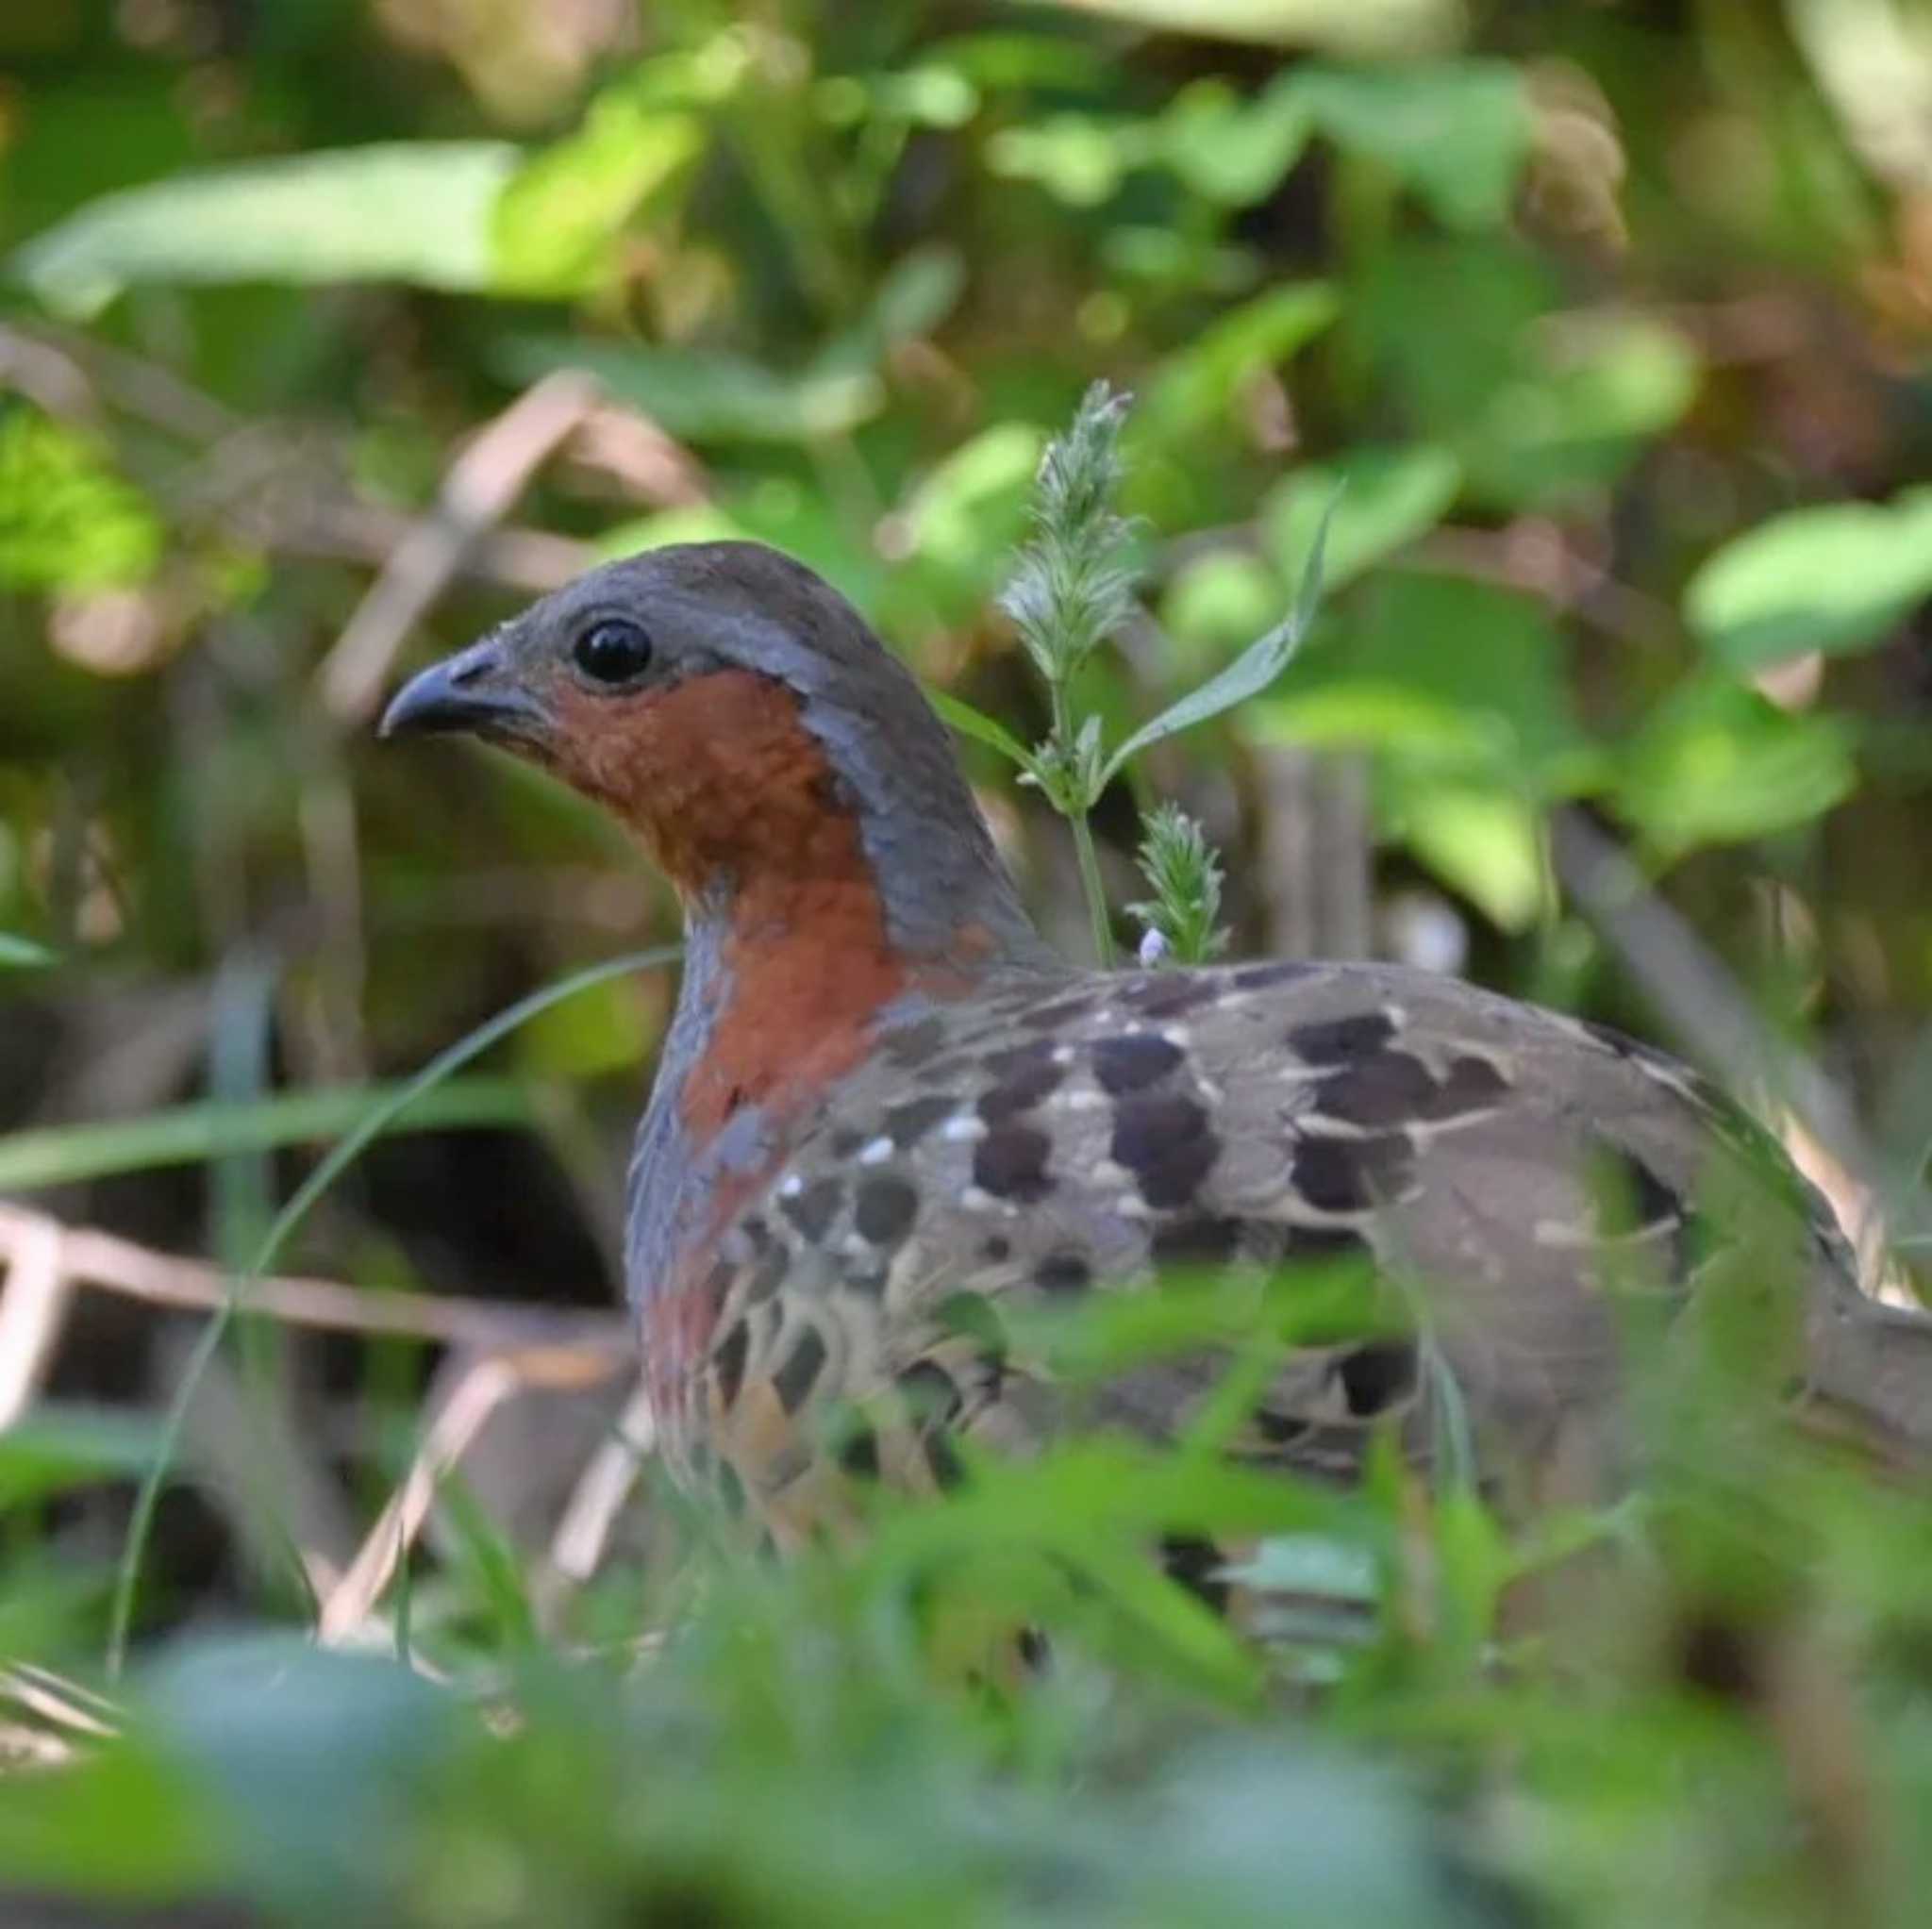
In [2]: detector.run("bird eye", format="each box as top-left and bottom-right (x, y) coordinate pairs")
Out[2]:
(572, 618), (655, 687)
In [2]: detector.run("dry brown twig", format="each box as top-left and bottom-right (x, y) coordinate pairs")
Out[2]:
(317, 369), (607, 723)
(317, 1344), (628, 1648)
(549, 1376), (657, 1585)
(0, 1202), (626, 1354)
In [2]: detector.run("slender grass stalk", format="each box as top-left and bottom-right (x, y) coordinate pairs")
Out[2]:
(106, 943), (682, 1678)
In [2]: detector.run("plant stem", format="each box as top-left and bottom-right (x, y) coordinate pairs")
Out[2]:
(1050, 682), (1113, 968)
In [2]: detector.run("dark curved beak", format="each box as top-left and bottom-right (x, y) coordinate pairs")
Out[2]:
(378, 632), (551, 743)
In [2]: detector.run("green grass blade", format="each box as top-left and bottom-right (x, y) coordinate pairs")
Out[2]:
(0, 1081), (529, 1194)
(106, 943), (681, 1677)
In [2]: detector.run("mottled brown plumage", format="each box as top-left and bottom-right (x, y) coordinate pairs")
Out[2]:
(381, 540), (1932, 1549)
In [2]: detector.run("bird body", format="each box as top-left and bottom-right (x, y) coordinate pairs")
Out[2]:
(381, 540), (1930, 1545)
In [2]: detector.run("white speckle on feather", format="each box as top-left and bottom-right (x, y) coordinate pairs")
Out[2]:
(1160, 1025), (1191, 1047)
(778, 1172), (805, 1198)
(961, 1185), (1003, 1213)
(1050, 1044), (1076, 1066)
(1056, 1088), (1108, 1112)
(858, 1136), (893, 1165)
(941, 1114), (988, 1143)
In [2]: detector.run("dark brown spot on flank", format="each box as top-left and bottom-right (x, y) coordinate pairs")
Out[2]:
(855, 1174), (918, 1247)
(1437, 1055), (1510, 1113)
(974, 1123), (1053, 1202)
(1091, 1033), (1184, 1094)
(881, 1014), (947, 1067)
(977, 1040), (1065, 1122)
(1288, 1011), (1398, 1064)
(1232, 959), (1321, 992)
(713, 1319), (750, 1411)
(1337, 1339), (1417, 1417)
(828, 1126), (864, 1157)
(980, 1236), (1012, 1263)
(1150, 1217), (1244, 1268)
(780, 1177), (843, 1242)
(1034, 1252), (1092, 1295)
(1291, 1133), (1414, 1214)
(898, 1360), (960, 1424)
(883, 1093), (957, 1149)
(1313, 1051), (1437, 1125)
(1617, 1149), (1681, 1233)
(773, 1329), (826, 1415)
(1125, 974), (1223, 1018)
(1111, 1092), (1218, 1210)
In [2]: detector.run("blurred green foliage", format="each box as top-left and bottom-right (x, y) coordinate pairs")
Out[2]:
(4, 1), (1932, 1923)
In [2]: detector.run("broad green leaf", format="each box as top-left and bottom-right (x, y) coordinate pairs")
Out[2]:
(1392, 778), (1546, 930)
(0, 931), (57, 968)
(1292, 61), (1533, 229)
(13, 142), (521, 317)
(1157, 79), (1312, 205)
(1159, 550), (1286, 654)
(895, 423), (1044, 575)
(0, 408), (162, 590)
(1685, 488), (1932, 670)
(1255, 680), (1503, 760)
(1465, 316), (1702, 508)
(1102, 496), (1334, 783)
(929, 689), (1040, 773)
(0, 1078), (526, 1192)
(1614, 677), (1857, 856)
(1133, 282), (1340, 454)
(985, 114), (1145, 206)
(1049, 0), (1463, 58)
(500, 338), (881, 443)
(493, 96), (702, 296)
(1261, 443), (1462, 590)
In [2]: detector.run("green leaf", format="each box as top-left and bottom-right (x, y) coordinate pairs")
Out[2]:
(1614, 677), (1858, 856)
(1156, 79), (1312, 206)
(500, 338), (881, 443)
(12, 142), (521, 317)
(1261, 443), (1461, 590)
(1464, 316), (1702, 508)
(895, 423), (1044, 577)
(0, 1078), (527, 1192)
(0, 931), (57, 969)
(1159, 550), (1286, 655)
(1292, 61), (1533, 230)
(1391, 778), (1546, 931)
(1045, 0), (1463, 58)
(1101, 493), (1334, 785)
(493, 96), (702, 296)
(1685, 488), (1932, 670)
(928, 689), (1040, 774)
(0, 407), (162, 590)
(1132, 281), (1340, 455)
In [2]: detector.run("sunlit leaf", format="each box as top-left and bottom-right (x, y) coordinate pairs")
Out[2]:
(501, 339), (881, 443)
(1157, 79), (1312, 205)
(0, 408), (161, 590)
(1391, 778), (1547, 930)
(1049, 0), (1463, 58)
(1261, 443), (1462, 590)
(13, 143), (520, 316)
(1685, 488), (1932, 670)
(493, 96), (702, 296)
(1292, 61), (1532, 229)
(1614, 676), (1858, 856)
(0, 1409), (166, 1509)
(812, 245), (968, 380)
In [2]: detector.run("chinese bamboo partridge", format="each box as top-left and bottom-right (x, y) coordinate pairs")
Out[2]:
(382, 540), (1932, 1544)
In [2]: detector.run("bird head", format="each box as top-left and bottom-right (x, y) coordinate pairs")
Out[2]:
(380, 540), (1046, 969)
